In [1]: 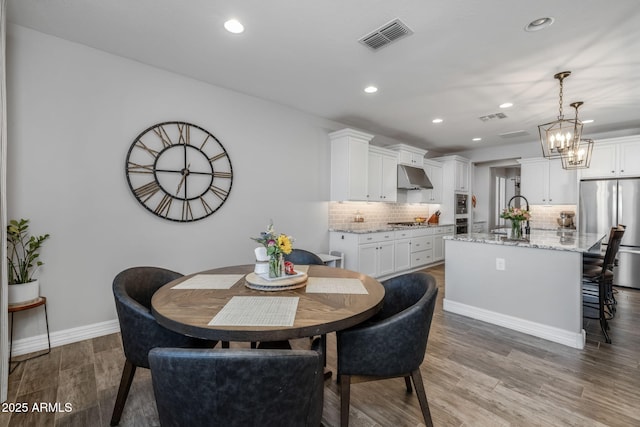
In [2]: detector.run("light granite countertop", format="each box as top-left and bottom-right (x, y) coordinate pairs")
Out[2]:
(444, 230), (605, 253)
(330, 223), (455, 234)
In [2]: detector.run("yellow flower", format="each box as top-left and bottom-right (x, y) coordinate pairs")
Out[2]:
(278, 234), (293, 254)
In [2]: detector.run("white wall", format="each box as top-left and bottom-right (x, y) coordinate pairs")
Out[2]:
(6, 25), (340, 340)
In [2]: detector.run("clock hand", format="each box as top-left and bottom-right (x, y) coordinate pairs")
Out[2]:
(175, 163), (191, 195)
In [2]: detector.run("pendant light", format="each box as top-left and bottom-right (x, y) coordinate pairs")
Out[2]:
(561, 102), (593, 169)
(538, 71), (583, 159)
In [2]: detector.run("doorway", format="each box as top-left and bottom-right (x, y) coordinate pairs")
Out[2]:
(489, 164), (521, 231)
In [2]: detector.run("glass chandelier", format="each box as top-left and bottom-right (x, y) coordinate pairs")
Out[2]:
(538, 71), (583, 159)
(561, 102), (594, 169)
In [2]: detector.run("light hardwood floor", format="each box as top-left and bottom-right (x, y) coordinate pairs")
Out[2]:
(2, 264), (639, 426)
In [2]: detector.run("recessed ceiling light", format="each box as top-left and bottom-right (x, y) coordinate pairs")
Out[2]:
(224, 19), (244, 34)
(364, 86), (378, 94)
(524, 17), (554, 32)
(499, 102), (513, 109)
(432, 118), (443, 124)
(472, 137), (482, 142)
(582, 119), (594, 124)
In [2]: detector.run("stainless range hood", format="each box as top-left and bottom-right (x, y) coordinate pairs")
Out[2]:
(397, 164), (433, 189)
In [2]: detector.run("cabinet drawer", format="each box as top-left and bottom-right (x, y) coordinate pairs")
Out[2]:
(394, 229), (412, 240)
(433, 225), (455, 235)
(358, 231), (394, 244)
(410, 249), (433, 268)
(412, 228), (434, 237)
(411, 236), (433, 252)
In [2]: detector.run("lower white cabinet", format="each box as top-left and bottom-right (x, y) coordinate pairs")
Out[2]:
(394, 229), (412, 272)
(432, 225), (455, 262)
(330, 225), (452, 278)
(330, 231), (395, 278)
(410, 228), (433, 268)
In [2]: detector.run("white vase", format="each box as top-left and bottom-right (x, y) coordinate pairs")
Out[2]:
(8, 280), (40, 305)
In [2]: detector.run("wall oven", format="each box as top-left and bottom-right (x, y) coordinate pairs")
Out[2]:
(456, 193), (468, 215)
(456, 218), (468, 234)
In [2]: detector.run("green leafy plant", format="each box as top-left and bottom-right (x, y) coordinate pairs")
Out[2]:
(6, 218), (50, 285)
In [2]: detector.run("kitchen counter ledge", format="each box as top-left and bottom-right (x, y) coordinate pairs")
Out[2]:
(330, 223), (454, 234)
(444, 230), (604, 253)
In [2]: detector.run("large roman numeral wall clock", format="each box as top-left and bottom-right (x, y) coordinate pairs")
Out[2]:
(125, 121), (233, 222)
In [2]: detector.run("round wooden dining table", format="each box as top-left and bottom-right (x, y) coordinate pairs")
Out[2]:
(151, 264), (385, 343)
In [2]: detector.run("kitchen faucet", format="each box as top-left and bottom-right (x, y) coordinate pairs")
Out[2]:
(507, 195), (531, 235)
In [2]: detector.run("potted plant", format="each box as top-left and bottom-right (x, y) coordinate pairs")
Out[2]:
(6, 218), (50, 304)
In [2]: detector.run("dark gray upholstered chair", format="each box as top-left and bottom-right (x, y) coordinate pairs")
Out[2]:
(336, 272), (438, 427)
(149, 339), (325, 427)
(284, 248), (325, 265)
(111, 267), (217, 426)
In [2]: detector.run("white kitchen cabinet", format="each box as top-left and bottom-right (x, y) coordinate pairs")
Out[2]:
(357, 239), (395, 277)
(431, 155), (472, 225)
(406, 159), (443, 204)
(329, 128), (374, 201)
(454, 159), (470, 192)
(519, 157), (577, 205)
(579, 136), (640, 179)
(433, 225), (455, 261)
(394, 229), (412, 272)
(409, 228), (434, 268)
(330, 230), (395, 278)
(388, 144), (427, 167)
(367, 146), (397, 202)
(331, 226), (447, 278)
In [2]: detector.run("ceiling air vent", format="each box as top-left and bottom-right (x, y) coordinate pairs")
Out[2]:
(359, 19), (414, 51)
(478, 112), (508, 122)
(499, 130), (530, 139)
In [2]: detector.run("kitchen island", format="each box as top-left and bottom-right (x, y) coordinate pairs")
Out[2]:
(443, 230), (604, 349)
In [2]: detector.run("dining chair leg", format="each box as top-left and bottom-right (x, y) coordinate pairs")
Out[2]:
(111, 359), (136, 426)
(410, 369), (434, 427)
(404, 376), (413, 393)
(599, 281), (611, 344)
(340, 374), (351, 427)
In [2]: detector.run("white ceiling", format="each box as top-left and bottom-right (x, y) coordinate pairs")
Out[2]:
(7, 0), (640, 153)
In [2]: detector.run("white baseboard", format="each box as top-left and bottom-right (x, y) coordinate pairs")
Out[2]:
(443, 299), (585, 349)
(10, 319), (120, 357)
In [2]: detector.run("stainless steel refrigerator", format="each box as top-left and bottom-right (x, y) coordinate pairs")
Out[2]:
(579, 178), (640, 289)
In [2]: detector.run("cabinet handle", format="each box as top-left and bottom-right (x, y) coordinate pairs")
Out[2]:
(621, 170), (624, 173)
(612, 170), (615, 173)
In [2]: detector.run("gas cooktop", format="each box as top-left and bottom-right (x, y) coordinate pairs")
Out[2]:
(388, 221), (429, 227)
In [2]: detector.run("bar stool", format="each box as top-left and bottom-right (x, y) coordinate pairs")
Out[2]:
(8, 296), (51, 373)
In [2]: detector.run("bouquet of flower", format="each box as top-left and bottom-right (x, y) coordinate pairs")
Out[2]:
(251, 222), (293, 256)
(251, 222), (293, 277)
(500, 207), (531, 221)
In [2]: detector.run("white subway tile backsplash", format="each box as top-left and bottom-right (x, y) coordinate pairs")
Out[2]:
(329, 201), (440, 230)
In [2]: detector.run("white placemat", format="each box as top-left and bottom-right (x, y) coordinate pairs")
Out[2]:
(292, 265), (310, 273)
(171, 274), (244, 290)
(305, 277), (368, 294)
(208, 296), (299, 326)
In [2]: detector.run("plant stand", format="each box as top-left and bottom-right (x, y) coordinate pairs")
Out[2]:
(9, 296), (51, 373)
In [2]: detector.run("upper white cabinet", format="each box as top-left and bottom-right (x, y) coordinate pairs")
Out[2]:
(453, 158), (470, 192)
(388, 144), (426, 166)
(519, 158), (577, 205)
(329, 128), (374, 201)
(367, 146), (398, 202)
(434, 155), (470, 193)
(579, 137), (640, 179)
(406, 159), (443, 204)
